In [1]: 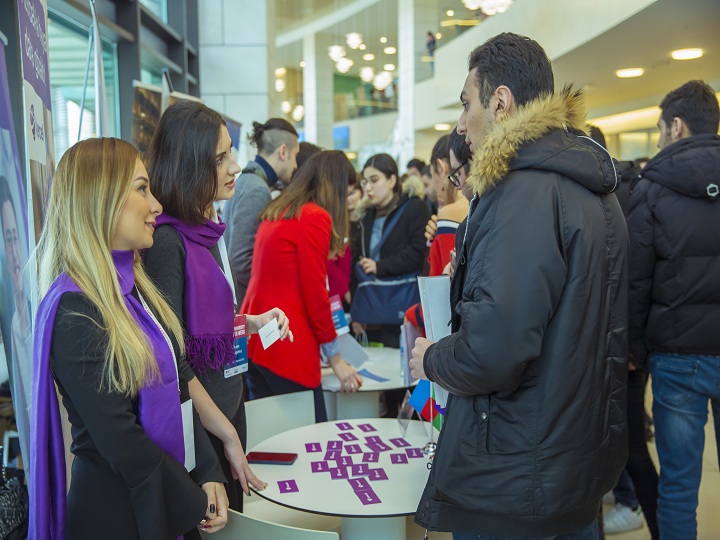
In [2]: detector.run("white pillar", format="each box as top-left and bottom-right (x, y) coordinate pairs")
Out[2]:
(302, 33), (335, 149)
(198, 0), (276, 164)
(398, 0), (439, 169)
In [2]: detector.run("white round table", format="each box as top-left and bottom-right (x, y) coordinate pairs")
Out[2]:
(249, 418), (432, 540)
(322, 347), (415, 420)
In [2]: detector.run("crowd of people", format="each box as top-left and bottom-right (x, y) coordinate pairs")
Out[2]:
(24, 30), (719, 540)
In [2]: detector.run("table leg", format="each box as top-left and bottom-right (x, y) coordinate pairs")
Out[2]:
(336, 391), (381, 419)
(341, 516), (406, 540)
(324, 391), (338, 421)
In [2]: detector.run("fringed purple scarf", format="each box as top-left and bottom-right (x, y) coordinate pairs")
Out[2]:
(154, 214), (235, 373)
(29, 250), (184, 540)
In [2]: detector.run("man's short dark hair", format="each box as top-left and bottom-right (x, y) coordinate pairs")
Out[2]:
(448, 128), (472, 168)
(468, 32), (554, 107)
(249, 118), (299, 155)
(407, 158), (426, 171)
(660, 80), (719, 136)
(430, 134), (450, 173)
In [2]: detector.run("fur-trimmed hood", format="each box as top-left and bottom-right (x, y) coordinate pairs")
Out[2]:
(468, 86), (618, 197)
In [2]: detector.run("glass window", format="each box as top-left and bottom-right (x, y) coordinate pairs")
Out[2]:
(139, 0), (168, 23)
(48, 12), (119, 161)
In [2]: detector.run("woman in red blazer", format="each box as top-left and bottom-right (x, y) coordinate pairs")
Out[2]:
(242, 151), (362, 422)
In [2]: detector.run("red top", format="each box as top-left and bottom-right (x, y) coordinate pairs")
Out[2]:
(242, 203), (337, 388)
(327, 245), (352, 299)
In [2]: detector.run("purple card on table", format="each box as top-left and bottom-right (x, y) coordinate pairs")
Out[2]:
(365, 435), (382, 443)
(389, 437), (411, 448)
(358, 423), (377, 432)
(406, 448), (424, 458)
(327, 440), (343, 450)
(305, 442), (322, 453)
(368, 468), (389, 481)
(329, 467), (349, 480)
(336, 455), (354, 466)
(362, 452), (380, 463)
(351, 463), (369, 476)
(278, 480), (299, 493)
(345, 444), (362, 454)
(347, 477), (371, 491)
(366, 442), (392, 452)
(336, 422), (353, 430)
(355, 489), (382, 505)
(338, 432), (359, 442)
(390, 453), (409, 464)
(324, 450), (340, 460)
(310, 461), (330, 473)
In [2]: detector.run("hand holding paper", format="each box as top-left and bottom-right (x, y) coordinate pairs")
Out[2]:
(247, 308), (294, 344)
(410, 337), (433, 380)
(329, 354), (363, 393)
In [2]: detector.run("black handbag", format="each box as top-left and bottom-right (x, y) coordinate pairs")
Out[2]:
(0, 446), (28, 540)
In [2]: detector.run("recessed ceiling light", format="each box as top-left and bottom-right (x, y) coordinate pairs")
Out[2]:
(446, 9), (455, 16)
(671, 48), (703, 60)
(436, 33), (442, 39)
(363, 53), (375, 61)
(615, 68), (644, 78)
(359, 43), (366, 50)
(380, 36), (387, 43)
(384, 46), (397, 54)
(346, 152), (357, 159)
(434, 123), (452, 131)
(383, 63), (395, 71)
(299, 61), (305, 68)
(274, 67), (286, 77)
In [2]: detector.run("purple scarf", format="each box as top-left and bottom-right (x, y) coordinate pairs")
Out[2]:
(29, 251), (184, 540)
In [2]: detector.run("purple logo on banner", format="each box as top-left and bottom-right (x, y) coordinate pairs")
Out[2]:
(17, 0), (52, 108)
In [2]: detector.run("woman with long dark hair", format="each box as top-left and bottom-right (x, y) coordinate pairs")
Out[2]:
(243, 151), (362, 422)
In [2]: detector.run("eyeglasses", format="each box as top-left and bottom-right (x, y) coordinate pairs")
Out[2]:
(448, 161), (468, 188)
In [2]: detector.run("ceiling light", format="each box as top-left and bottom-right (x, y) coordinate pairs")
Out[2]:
(671, 48), (703, 60)
(280, 101), (292, 114)
(383, 63), (395, 71)
(346, 32), (364, 50)
(336, 58), (354, 73)
(359, 43), (366, 50)
(446, 9), (455, 16)
(292, 105), (304, 122)
(462, 0), (513, 15)
(360, 66), (375, 82)
(274, 67), (286, 77)
(383, 46), (397, 55)
(434, 123), (452, 131)
(328, 45), (346, 62)
(615, 68), (644, 78)
(363, 53), (375, 61)
(436, 33), (442, 39)
(373, 71), (393, 91)
(299, 61), (305, 68)
(346, 152), (357, 159)
(380, 36), (387, 43)
(274, 79), (286, 92)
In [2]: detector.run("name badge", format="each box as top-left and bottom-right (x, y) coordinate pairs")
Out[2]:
(329, 294), (350, 336)
(182, 399), (196, 472)
(225, 315), (248, 378)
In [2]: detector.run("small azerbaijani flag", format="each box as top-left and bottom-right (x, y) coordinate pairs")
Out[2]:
(408, 380), (444, 431)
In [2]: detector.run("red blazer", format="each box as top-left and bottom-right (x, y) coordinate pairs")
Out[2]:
(242, 202), (337, 388)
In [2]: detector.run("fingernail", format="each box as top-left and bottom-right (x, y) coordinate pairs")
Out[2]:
(210, 504), (216, 514)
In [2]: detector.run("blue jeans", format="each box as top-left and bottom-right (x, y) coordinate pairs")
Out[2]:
(651, 352), (720, 540)
(613, 467), (639, 508)
(452, 520), (599, 540)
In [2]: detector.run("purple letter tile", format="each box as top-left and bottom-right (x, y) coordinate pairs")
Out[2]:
(365, 435), (382, 443)
(336, 422), (353, 430)
(336, 455), (354, 466)
(324, 450), (340, 461)
(406, 448), (424, 458)
(347, 477), (371, 491)
(329, 467), (349, 480)
(305, 442), (322, 453)
(358, 423), (377, 432)
(327, 440), (343, 450)
(389, 437), (411, 448)
(355, 489), (382, 505)
(368, 468), (388, 481)
(362, 452), (379, 463)
(339, 432), (359, 442)
(310, 461), (330, 473)
(278, 480), (299, 493)
(351, 463), (369, 476)
(345, 444), (362, 454)
(390, 453), (409, 464)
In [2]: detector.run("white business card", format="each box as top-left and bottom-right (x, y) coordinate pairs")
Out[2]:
(259, 318), (281, 350)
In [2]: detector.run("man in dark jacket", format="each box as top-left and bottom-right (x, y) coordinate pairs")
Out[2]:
(627, 80), (720, 540)
(409, 32), (629, 539)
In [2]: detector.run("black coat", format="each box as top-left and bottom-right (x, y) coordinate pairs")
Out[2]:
(52, 292), (224, 539)
(416, 89), (629, 536)
(628, 134), (720, 367)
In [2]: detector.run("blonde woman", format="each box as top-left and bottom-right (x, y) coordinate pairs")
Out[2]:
(30, 138), (227, 539)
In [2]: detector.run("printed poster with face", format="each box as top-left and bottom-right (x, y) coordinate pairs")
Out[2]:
(0, 36), (33, 472)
